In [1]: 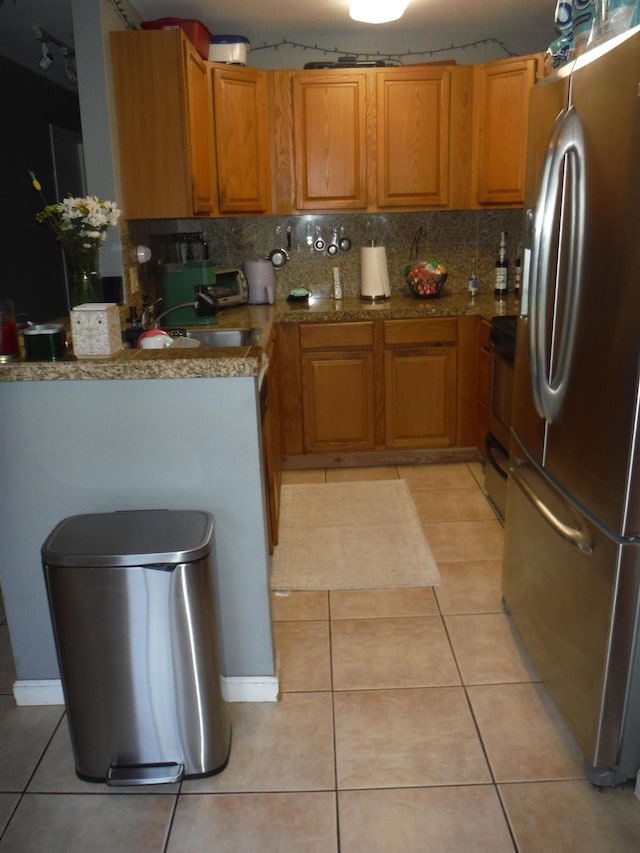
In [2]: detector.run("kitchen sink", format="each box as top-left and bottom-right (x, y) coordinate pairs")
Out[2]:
(184, 327), (261, 348)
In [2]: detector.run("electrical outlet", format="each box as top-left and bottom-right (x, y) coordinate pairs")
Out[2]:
(129, 267), (140, 295)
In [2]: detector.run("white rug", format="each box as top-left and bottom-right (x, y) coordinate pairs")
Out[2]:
(270, 480), (441, 591)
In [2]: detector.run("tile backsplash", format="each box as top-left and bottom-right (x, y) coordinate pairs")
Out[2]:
(128, 209), (524, 304)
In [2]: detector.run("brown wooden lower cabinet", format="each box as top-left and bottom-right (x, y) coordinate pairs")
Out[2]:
(298, 321), (376, 453)
(278, 316), (482, 460)
(384, 345), (457, 447)
(475, 318), (492, 457)
(383, 318), (458, 449)
(301, 350), (376, 451)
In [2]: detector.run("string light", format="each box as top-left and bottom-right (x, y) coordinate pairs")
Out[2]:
(250, 36), (516, 61)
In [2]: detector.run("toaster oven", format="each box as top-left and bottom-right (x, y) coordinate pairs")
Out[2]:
(205, 267), (249, 308)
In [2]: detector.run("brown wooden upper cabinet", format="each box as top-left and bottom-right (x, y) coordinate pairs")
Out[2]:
(291, 71), (369, 210)
(290, 65), (472, 212)
(471, 54), (542, 207)
(110, 31), (540, 218)
(211, 65), (271, 214)
(376, 67), (453, 209)
(110, 29), (271, 218)
(110, 29), (215, 219)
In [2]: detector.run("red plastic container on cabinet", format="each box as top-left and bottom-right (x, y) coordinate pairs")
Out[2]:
(141, 18), (212, 59)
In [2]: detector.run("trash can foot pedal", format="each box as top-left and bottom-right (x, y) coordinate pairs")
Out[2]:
(107, 762), (184, 786)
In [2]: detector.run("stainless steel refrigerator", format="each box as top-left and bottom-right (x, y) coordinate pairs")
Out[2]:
(502, 25), (640, 787)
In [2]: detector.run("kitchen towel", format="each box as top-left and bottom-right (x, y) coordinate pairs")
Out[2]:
(360, 246), (391, 299)
(270, 479), (440, 591)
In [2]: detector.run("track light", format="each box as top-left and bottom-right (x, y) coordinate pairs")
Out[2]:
(350, 0), (410, 24)
(33, 24), (76, 83)
(39, 40), (53, 70)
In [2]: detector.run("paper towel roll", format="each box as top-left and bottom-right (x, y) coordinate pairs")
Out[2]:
(360, 246), (391, 299)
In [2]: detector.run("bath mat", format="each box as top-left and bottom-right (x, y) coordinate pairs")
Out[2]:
(270, 480), (441, 591)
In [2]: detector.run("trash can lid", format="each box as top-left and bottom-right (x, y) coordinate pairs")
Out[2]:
(41, 509), (214, 567)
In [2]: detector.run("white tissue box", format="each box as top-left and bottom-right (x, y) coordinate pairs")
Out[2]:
(71, 303), (122, 358)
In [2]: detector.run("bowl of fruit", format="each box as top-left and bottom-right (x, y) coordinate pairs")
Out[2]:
(404, 259), (448, 299)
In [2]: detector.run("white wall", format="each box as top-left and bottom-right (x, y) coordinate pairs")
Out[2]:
(0, 375), (275, 693)
(70, 0), (142, 277)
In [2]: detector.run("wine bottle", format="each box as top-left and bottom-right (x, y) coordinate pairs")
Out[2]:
(494, 231), (508, 299)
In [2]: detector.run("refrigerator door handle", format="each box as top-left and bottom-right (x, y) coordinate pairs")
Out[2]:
(529, 106), (586, 424)
(510, 460), (593, 554)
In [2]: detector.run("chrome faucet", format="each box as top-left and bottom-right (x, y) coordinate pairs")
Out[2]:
(141, 292), (218, 330)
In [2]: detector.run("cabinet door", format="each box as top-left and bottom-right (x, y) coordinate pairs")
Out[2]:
(472, 55), (540, 206)
(301, 350), (375, 452)
(292, 71), (369, 210)
(185, 44), (216, 215)
(211, 65), (271, 213)
(110, 30), (215, 218)
(376, 67), (450, 208)
(476, 318), (492, 455)
(384, 346), (457, 448)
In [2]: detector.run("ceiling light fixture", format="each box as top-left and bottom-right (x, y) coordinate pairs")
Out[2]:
(349, 0), (410, 24)
(33, 24), (77, 83)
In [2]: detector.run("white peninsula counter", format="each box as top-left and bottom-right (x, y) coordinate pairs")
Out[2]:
(0, 306), (277, 706)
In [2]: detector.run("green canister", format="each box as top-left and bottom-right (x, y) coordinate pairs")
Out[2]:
(23, 324), (67, 361)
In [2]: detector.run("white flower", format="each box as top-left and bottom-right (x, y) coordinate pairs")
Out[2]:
(36, 194), (121, 266)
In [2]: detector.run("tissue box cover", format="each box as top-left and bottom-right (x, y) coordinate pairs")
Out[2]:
(71, 303), (122, 358)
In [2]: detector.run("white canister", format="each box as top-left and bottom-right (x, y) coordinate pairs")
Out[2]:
(244, 259), (275, 304)
(208, 36), (250, 65)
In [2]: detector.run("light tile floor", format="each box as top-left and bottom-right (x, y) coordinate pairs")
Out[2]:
(1, 462), (640, 851)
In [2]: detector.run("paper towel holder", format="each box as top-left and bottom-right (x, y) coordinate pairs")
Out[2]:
(359, 242), (391, 302)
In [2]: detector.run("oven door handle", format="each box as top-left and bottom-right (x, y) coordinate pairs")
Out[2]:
(485, 434), (508, 481)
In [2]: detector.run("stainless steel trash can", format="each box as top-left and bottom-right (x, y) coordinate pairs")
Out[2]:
(41, 509), (231, 785)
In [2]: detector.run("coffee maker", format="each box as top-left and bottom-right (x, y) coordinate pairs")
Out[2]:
(173, 232), (209, 263)
(158, 232), (215, 326)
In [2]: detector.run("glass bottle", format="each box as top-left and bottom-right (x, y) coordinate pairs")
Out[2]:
(494, 232), (508, 299)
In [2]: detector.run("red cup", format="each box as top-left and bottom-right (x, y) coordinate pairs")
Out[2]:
(0, 300), (19, 362)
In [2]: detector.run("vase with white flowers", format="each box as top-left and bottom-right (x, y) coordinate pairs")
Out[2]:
(31, 171), (121, 307)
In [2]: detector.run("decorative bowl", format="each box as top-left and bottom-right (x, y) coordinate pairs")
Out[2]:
(404, 260), (448, 299)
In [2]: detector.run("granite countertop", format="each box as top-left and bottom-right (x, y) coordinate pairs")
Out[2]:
(275, 292), (518, 323)
(0, 293), (519, 382)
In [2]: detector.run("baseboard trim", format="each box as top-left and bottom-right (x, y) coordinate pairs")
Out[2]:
(13, 680), (64, 706)
(220, 675), (279, 703)
(13, 675), (280, 706)
(282, 447), (482, 469)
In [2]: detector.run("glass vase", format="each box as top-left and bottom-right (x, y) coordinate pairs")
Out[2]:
(69, 267), (103, 307)
(66, 250), (104, 308)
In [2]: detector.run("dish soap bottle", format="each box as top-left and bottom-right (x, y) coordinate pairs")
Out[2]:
(468, 257), (478, 297)
(494, 232), (508, 299)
